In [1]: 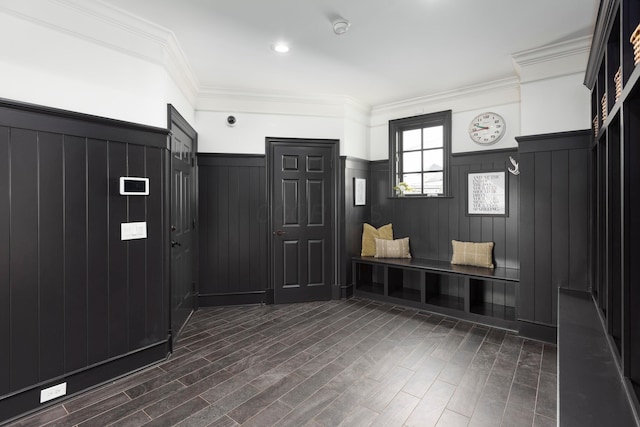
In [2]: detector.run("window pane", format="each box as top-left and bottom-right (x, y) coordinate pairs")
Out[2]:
(423, 149), (443, 171)
(403, 151), (422, 173)
(402, 173), (422, 194)
(403, 129), (422, 151)
(423, 126), (443, 149)
(423, 172), (443, 194)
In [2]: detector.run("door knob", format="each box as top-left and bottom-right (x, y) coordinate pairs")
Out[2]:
(171, 240), (182, 247)
(273, 230), (287, 236)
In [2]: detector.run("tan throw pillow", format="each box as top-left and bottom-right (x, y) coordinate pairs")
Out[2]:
(451, 240), (494, 268)
(374, 237), (412, 259)
(361, 223), (393, 256)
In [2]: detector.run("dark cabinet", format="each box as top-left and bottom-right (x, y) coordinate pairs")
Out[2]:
(583, 0), (640, 417)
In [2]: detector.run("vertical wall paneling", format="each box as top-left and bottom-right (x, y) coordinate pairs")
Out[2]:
(551, 151), (570, 325)
(198, 155), (268, 306)
(0, 127), (9, 396)
(127, 144), (147, 349)
(517, 130), (591, 338)
(108, 142), (128, 357)
(87, 138), (109, 364)
(64, 135), (89, 372)
(341, 158), (371, 294)
(569, 148), (590, 290)
(10, 129), (39, 390)
(38, 132), (65, 380)
(0, 100), (170, 423)
(533, 151), (552, 324)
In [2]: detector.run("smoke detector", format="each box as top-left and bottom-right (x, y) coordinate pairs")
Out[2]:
(332, 18), (351, 35)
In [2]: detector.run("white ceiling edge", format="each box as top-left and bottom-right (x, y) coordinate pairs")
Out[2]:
(512, 36), (591, 83)
(0, 0), (199, 104)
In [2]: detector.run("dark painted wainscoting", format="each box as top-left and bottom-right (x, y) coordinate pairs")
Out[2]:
(369, 149), (519, 267)
(198, 154), (269, 306)
(340, 157), (371, 297)
(0, 100), (170, 423)
(517, 130), (590, 342)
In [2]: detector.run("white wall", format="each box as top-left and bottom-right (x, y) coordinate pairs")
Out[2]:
(194, 95), (370, 157)
(0, 10), (195, 128)
(368, 80), (522, 160)
(195, 111), (345, 154)
(1, 2), (590, 155)
(520, 73), (591, 136)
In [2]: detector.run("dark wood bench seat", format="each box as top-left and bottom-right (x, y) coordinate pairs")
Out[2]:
(352, 256), (520, 329)
(352, 256), (520, 282)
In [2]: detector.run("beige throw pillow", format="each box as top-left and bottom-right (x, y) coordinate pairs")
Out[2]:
(374, 237), (412, 259)
(361, 223), (393, 256)
(451, 240), (494, 268)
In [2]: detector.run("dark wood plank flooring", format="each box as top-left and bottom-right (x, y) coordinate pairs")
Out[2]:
(6, 298), (556, 427)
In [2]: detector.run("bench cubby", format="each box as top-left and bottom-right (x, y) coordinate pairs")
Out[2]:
(352, 256), (519, 329)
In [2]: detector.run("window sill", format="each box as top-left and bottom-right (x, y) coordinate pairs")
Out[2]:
(389, 195), (453, 199)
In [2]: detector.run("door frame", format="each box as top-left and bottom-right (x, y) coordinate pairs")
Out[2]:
(266, 137), (341, 303)
(167, 104), (198, 349)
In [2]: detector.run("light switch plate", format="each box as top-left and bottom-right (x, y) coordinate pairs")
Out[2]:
(121, 222), (147, 240)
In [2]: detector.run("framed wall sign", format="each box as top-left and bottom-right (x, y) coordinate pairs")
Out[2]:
(467, 170), (508, 216)
(354, 177), (366, 206)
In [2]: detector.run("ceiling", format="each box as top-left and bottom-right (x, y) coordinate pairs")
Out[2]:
(102, 0), (600, 107)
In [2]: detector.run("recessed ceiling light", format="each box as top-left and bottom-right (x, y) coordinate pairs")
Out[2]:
(271, 43), (290, 53)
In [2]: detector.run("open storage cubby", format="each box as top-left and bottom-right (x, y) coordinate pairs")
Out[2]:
(387, 267), (422, 303)
(583, 0), (640, 420)
(425, 273), (464, 311)
(353, 262), (385, 296)
(352, 257), (519, 330)
(469, 279), (516, 322)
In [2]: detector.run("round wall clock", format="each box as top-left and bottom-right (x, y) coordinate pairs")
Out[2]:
(468, 112), (506, 145)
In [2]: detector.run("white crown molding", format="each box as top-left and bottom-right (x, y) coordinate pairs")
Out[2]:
(512, 36), (591, 83)
(196, 87), (371, 123)
(0, 0), (199, 104)
(370, 77), (521, 126)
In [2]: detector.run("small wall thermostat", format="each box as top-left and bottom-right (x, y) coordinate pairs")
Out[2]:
(119, 177), (149, 195)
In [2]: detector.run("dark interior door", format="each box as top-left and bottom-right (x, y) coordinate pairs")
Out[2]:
(270, 140), (335, 303)
(168, 105), (197, 346)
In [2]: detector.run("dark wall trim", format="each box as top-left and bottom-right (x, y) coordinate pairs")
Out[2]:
(198, 154), (265, 167)
(0, 340), (168, 424)
(450, 148), (518, 165)
(198, 292), (267, 307)
(451, 147), (519, 158)
(517, 130), (592, 153)
(517, 320), (557, 344)
(0, 98), (168, 147)
(584, 0), (619, 89)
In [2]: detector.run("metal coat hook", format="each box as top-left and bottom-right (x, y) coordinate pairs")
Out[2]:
(508, 156), (520, 175)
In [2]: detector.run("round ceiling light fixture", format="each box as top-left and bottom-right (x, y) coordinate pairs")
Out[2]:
(332, 18), (351, 35)
(271, 43), (290, 53)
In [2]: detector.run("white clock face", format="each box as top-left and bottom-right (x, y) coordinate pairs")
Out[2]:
(469, 112), (506, 145)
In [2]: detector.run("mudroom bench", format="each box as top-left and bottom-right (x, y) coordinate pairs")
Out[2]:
(352, 256), (520, 330)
